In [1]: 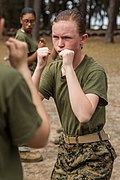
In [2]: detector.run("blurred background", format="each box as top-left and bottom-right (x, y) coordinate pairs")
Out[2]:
(0, 0), (120, 42)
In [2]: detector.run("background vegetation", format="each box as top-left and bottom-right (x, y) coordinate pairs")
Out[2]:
(0, 0), (120, 42)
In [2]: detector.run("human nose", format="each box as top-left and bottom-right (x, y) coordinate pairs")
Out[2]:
(28, 22), (32, 26)
(58, 38), (64, 48)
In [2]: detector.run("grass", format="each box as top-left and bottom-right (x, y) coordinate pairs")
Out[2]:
(0, 35), (120, 75)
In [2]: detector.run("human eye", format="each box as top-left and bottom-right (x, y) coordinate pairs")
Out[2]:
(64, 36), (71, 40)
(53, 35), (59, 40)
(23, 19), (35, 24)
(30, 19), (35, 24)
(24, 19), (29, 23)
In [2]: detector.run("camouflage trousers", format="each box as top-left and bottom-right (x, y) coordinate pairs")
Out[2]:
(51, 134), (117, 180)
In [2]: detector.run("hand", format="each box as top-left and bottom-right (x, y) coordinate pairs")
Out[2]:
(38, 37), (46, 48)
(6, 38), (28, 69)
(59, 49), (74, 68)
(37, 47), (50, 69)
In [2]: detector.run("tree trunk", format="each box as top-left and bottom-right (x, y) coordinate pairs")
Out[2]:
(32, 0), (41, 40)
(77, 0), (87, 31)
(79, 0), (87, 20)
(24, 0), (31, 7)
(105, 0), (119, 43)
(86, 0), (93, 29)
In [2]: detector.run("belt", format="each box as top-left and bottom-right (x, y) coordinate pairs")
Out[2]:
(64, 130), (110, 144)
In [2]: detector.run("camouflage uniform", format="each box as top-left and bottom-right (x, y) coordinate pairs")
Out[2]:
(51, 134), (116, 180)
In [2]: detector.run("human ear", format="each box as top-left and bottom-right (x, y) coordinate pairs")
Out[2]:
(80, 34), (88, 49)
(80, 34), (88, 43)
(20, 18), (22, 25)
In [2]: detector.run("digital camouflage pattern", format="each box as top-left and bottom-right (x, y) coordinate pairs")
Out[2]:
(51, 134), (117, 180)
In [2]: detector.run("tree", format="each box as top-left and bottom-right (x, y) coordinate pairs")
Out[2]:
(78, 0), (87, 20)
(24, 0), (31, 7)
(32, 0), (42, 40)
(41, 0), (51, 31)
(105, 0), (119, 43)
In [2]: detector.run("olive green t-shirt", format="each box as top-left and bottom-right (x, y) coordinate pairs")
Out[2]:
(15, 29), (37, 73)
(0, 65), (42, 180)
(39, 55), (108, 136)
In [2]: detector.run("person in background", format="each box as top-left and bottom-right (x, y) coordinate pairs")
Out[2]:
(15, 7), (46, 74)
(32, 8), (116, 179)
(15, 7), (46, 162)
(0, 38), (50, 180)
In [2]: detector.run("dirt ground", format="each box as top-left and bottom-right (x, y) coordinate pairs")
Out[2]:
(0, 36), (120, 180)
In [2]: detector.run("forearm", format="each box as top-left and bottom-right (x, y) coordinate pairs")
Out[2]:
(65, 66), (96, 123)
(18, 65), (47, 118)
(32, 65), (44, 89)
(32, 47), (50, 88)
(18, 65), (50, 146)
(27, 51), (37, 65)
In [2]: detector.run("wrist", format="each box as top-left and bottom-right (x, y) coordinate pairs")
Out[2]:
(17, 64), (31, 77)
(36, 61), (47, 71)
(63, 64), (73, 71)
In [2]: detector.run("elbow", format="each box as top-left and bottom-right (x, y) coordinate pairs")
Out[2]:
(27, 132), (50, 149)
(37, 118), (50, 148)
(76, 112), (93, 124)
(36, 138), (49, 148)
(27, 124), (50, 149)
(72, 104), (94, 124)
(38, 133), (50, 148)
(37, 128), (50, 148)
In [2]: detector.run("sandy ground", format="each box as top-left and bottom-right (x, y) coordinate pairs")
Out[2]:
(22, 74), (120, 180)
